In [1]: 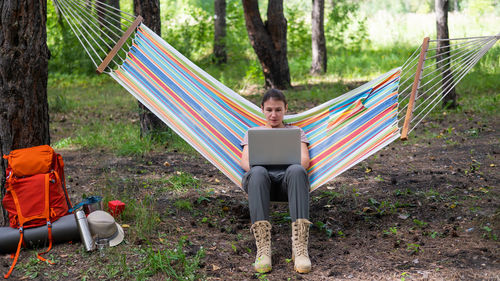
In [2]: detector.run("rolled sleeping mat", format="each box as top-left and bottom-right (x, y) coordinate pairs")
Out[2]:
(0, 214), (80, 254)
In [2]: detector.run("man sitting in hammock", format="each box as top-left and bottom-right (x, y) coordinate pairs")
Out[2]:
(240, 89), (312, 274)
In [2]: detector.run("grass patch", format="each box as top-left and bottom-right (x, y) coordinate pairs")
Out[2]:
(53, 122), (157, 156)
(168, 172), (200, 190)
(174, 199), (193, 212)
(119, 194), (160, 242)
(137, 237), (205, 280)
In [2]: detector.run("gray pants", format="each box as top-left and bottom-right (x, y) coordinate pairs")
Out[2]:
(242, 164), (310, 223)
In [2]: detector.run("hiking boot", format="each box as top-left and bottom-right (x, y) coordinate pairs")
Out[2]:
(291, 218), (312, 273)
(250, 220), (272, 273)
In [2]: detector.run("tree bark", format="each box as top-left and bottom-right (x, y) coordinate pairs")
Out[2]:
(242, 0), (291, 89)
(214, 0), (227, 64)
(435, 0), (457, 108)
(133, 0), (168, 137)
(311, 0), (327, 75)
(0, 0), (50, 225)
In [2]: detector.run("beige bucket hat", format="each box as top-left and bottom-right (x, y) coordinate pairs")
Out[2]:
(87, 210), (124, 247)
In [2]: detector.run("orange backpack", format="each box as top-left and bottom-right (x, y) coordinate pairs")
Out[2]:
(2, 145), (72, 279)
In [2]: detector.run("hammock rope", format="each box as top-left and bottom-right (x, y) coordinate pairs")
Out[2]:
(397, 34), (498, 135)
(52, 0), (498, 191)
(54, 0), (136, 71)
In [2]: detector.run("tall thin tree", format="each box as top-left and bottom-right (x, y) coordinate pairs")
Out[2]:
(0, 0), (51, 224)
(133, 0), (168, 137)
(311, 0), (327, 74)
(214, 0), (227, 64)
(435, 0), (457, 108)
(242, 0), (291, 89)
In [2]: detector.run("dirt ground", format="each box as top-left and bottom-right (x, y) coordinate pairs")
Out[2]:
(1, 111), (499, 280)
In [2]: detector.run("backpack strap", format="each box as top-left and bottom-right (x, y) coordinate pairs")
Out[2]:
(3, 174), (55, 278)
(36, 221), (54, 265)
(55, 154), (72, 210)
(3, 228), (24, 279)
(5, 178), (27, 226)
(36, 174), (54, 264)
(6, 174), (52, 225)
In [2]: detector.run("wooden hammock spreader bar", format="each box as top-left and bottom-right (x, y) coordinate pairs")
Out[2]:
(96, 15), (143, 74)
(401, 37), (430, 140)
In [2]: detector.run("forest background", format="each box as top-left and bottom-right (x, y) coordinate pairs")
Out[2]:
(46, 0), (499, 154)
(3, 0), (498, 280)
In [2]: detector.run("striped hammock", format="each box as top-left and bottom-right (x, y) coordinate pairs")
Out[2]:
(110, 25), (400, 192)
(52, 0), (497, 192)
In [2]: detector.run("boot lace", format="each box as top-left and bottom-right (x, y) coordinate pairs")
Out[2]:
(251, 221), (271, 257)
(293, 220), (311, 257)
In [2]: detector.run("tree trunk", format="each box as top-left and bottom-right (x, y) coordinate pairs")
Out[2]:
(311, 0), (327, 75)
(435, 0), (457, 108)
(214, 0), (227, 64)
(0, 0), (50, 225)
(242, 0), (291, 89)
(133, 0), (168, 137)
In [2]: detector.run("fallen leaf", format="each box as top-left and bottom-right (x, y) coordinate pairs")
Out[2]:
(212, 264), (221, 271)
(122, 224), (130, 228)
(398, 214), (410, 220)
(215, 178), (220, 183)
(163, 161), (170, 167)
(478, 187), (489, 193)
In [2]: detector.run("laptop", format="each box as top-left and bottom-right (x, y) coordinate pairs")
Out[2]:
(248, 127), (301, 167)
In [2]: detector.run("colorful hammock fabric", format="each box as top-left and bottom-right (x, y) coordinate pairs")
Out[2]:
(110, 25), (401, 192)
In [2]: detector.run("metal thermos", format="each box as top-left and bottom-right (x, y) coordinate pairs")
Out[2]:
(75, 210), (94, 251)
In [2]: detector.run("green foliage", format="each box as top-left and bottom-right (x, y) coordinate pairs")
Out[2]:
(286, 7), (311, 61)
(481, 225), (498, 240)
(168, 172), (200, 190)
(325, 0), (369, 52)
(367, 198), (396, 216)
(453, 46), (500, 116)
(47, 3), (96, 75)
(406, 243), (423, 254)
(314, 221), (334, 238)
(360, 0), (435, 14)
(384, 226), (398, 236)
(137, 237), (205, 280)
(412, 219), (428, 229)
(49, 93), (76, 113)
(121, 194), (160, 241)
(225, 0), (254, 59)
(174, 199), (193, 211)
(466, 0), (497, 15)
(53, 122), (157, 156)
(162, 6), (213, 59)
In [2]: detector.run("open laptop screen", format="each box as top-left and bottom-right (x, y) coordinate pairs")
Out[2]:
(248, 127), (301, 166)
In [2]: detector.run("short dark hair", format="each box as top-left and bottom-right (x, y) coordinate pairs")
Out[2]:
(261, 89), (287, 107)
